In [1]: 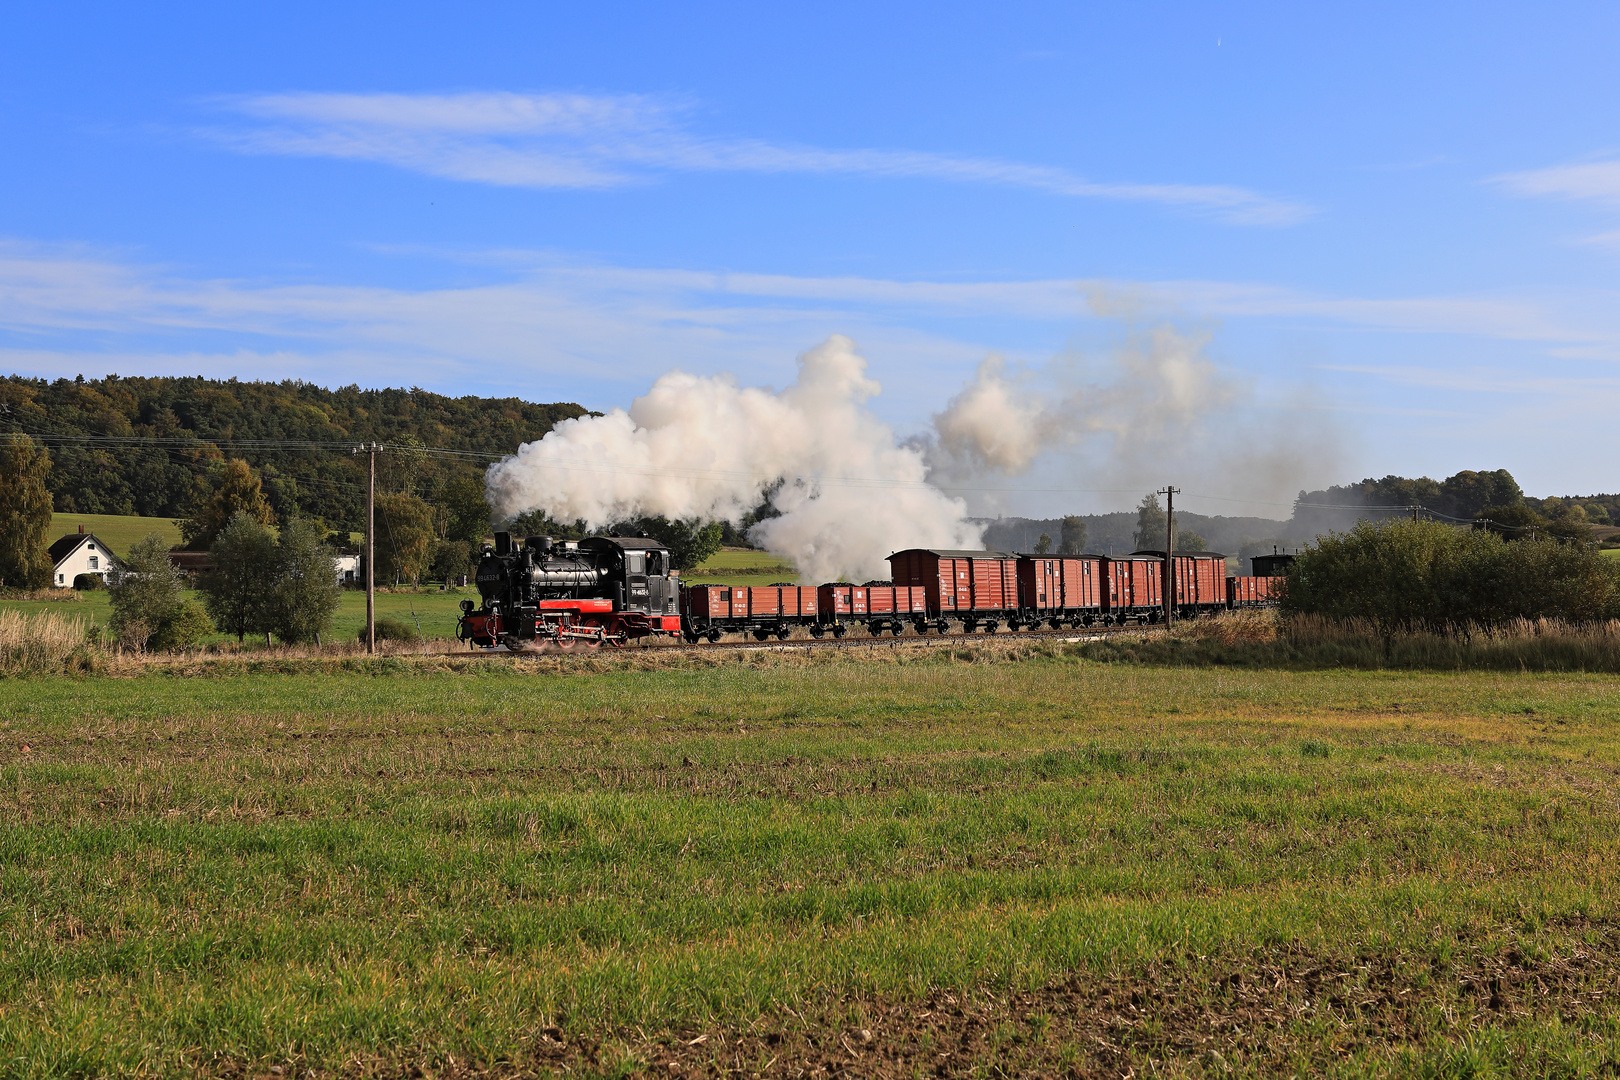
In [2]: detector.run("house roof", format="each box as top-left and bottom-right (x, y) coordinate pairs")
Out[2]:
(167, 552), (215, 572)
(47, 532), (125, 568)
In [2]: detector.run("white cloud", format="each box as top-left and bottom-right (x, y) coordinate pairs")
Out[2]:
(206, 91), (1314, 226)
(1494, 159), (1620, 207)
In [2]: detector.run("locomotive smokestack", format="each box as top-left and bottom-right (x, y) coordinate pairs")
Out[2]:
(494, 532), (511, 556)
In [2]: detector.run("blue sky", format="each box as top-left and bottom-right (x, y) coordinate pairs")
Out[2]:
(3, 2), (1619, 516)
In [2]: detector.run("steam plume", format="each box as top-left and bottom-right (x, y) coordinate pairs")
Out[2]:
(485, 335), (981, 582)
(925, 320), (1342, 514)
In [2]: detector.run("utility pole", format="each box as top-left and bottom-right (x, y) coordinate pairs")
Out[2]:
(1158, 485), (1179, 626)
(353, 443), (378, 654)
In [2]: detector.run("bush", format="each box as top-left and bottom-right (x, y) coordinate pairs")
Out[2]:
(108, 535), (186, 652)
(72, 574), (103, 591)
(147, 599), (214, 652)
(1281, 518), (1620, 640)
(359, 616), (420, 644)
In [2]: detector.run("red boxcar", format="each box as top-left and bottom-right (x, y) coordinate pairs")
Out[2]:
(1101, 554), (1164, 622)
(680, 583), (818, 642)
(1016, 555), (1106, 627)
(1125, 551), (1230, 617)
(1226, 575), (1279, 608)
(888, 549), (1019, 632)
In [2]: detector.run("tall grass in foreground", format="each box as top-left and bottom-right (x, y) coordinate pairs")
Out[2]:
(1086, 607), (1620, 671)
(0, 610), (95, 675)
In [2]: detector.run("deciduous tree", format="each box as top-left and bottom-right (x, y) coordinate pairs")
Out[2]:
(109, 534), (186, 651)
(1058, 515), (1087, 556)
(269, 518), (340, 644)
(0, 434), (53, 588)
(182, 459), (276, 550)
(199, 512), (278, 641)
(375, 493), (435, 585)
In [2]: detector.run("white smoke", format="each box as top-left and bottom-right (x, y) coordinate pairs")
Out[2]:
(485, 335), (981, 582)
(930, 323), (1232, 477)
(923, 318), (1342, 515)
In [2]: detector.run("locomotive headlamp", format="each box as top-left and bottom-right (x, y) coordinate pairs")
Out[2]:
(459, 600), (474, 614)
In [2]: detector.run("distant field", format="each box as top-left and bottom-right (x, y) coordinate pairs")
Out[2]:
(0, 587), (470, 643)
(684, 545), (798, 585)
(1, 656), (1618, 1075)
(48, 512), (182, 556)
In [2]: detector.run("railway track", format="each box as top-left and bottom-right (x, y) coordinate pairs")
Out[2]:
(679, 622), (1151, 653)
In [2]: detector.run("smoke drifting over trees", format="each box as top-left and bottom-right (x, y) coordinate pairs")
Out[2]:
(922, 318), (1344, 517)
(485, 336), (980, 583)
(486, 317), (1345, 579)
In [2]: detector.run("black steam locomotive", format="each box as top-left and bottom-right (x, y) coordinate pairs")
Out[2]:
(457, 532), (682, 651)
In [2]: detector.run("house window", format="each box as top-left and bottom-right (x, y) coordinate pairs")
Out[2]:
(57, 573), (65, 584)
(88, 543), (96, 551)
(88, 556), (98, 570)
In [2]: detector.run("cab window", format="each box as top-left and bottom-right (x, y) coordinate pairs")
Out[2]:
(646, 551), (664, 576)
(625, 552), (644, 575)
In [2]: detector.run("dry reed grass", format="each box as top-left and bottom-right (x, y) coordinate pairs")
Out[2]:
(0, 586), (81, 602)
(0, 609), (94, 674)
(1083, 608), (1620, 672)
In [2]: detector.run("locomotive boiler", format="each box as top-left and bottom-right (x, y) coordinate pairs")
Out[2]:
(457, 532), (681, 651)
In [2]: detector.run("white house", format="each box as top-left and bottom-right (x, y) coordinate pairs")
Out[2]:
(48, 529), (126, 587)
(335, 553), (360, 585)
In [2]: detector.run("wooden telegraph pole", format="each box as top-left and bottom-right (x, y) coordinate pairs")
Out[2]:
(353, 443), (378, 654)
(1159, 485), (1179, 626)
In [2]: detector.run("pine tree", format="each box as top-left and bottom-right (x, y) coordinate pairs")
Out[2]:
(0, 434), (54, 588)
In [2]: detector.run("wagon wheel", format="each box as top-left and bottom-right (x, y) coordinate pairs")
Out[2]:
(707, 627), (723, 643)
(775, 627), (790, 640)
(833, 624), (847, 638)
(890, 624), (903, 636)
(810, 625), (825, 639)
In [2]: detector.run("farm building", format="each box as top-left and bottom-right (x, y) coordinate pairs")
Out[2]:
(48, 528), (125, 587)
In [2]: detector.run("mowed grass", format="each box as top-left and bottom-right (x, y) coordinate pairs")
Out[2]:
(683, 546), (797, 585)
(47, 512), (182, 556)
(2, 655), (1620, 1076)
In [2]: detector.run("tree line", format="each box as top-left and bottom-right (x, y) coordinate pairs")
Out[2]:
(0, 373), (585, 525)
(1282, 518), (1620, 641)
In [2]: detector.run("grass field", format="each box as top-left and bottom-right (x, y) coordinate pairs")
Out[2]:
(0, 589), (472, 644)
(683, 546), (797, 585)
(48, 512), (183, 557)
(2, 651), (1619, 1076)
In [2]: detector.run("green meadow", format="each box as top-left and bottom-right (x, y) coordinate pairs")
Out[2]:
(2, 649), (1618, 1076)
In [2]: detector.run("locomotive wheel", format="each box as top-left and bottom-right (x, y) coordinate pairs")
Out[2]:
(684, 633), (700, 644)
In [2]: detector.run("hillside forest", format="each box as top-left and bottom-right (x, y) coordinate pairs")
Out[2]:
(4, 375), (1615, 580)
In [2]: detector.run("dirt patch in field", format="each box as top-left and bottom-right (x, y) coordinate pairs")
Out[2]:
(280, 927), (1620, 1078)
